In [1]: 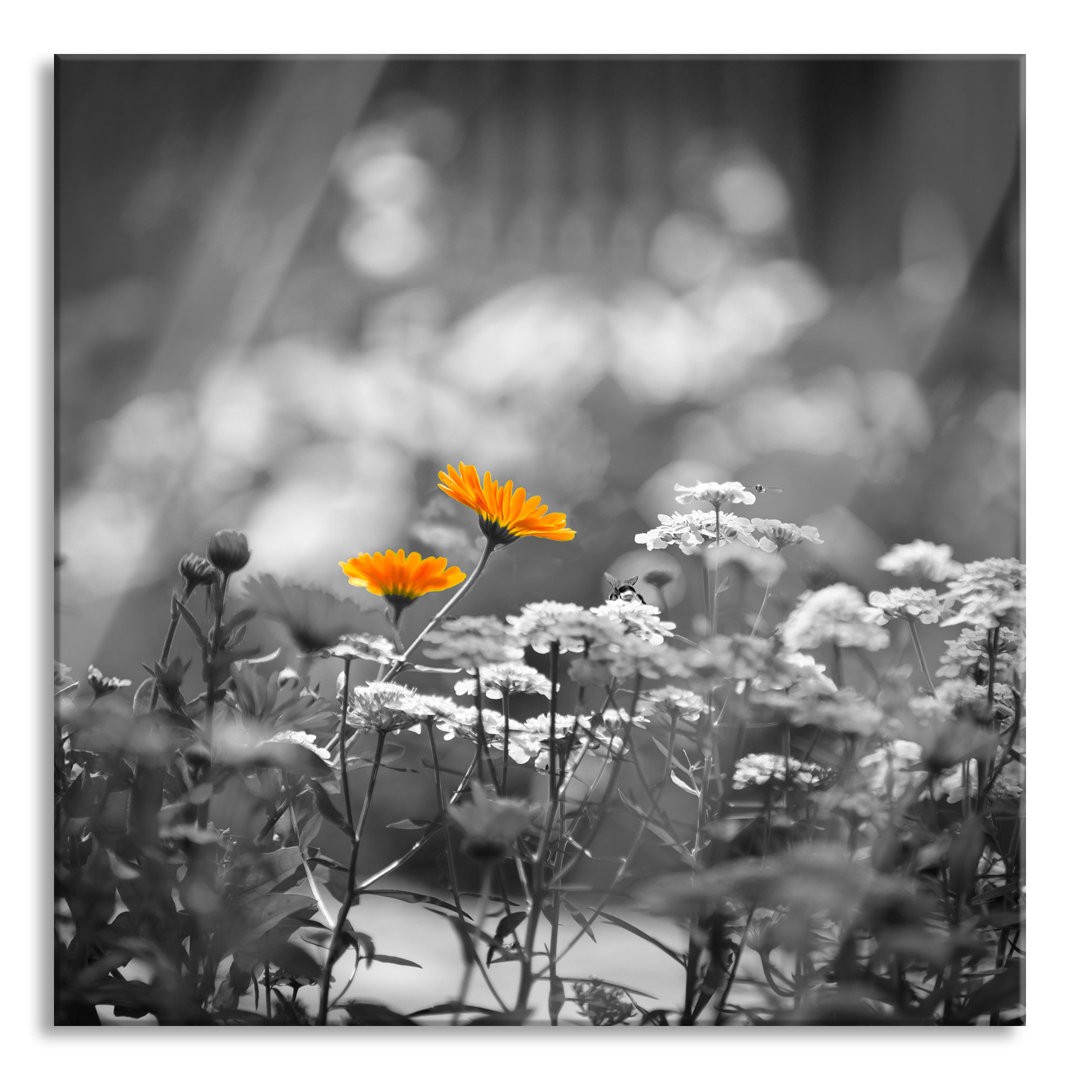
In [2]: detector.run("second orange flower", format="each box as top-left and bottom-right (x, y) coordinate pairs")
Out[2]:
(438, 462), (576, 547)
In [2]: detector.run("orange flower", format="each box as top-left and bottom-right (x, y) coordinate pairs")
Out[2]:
(438, 463), (576, 546)
(339, 549), (466, 616)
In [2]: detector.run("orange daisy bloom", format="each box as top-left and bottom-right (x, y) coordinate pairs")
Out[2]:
(438, 463), (576, 546)
(339, 549), (466, 617)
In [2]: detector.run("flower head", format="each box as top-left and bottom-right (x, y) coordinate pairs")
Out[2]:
(635, 510), (760, 554)
(867, 587), (950, 626)
(937, 626), (1025, 683)
(321, 633), (398, 665)
(347, 682), (435, 733)
(243, 574), (375, 654)
(673, 480), (757, 510)
(640, 686), (709, 728)
(780, 584), (890, 652)
(207, 529), (251, 574)
(453, 661), (552, 700)
(568, 637), (689, 683)
(732, 753), (829, 791)
(86, 664), (132, 699)
(591, 599), (676, 645)
(339, 549), (466, 618)
(438, 462), (575, 546)
(178, 552), (218, 591)
(424, 615), (525, 667)
(430, 700), (507, 746)
(941, 558), (1026, 630)
(877, 540), (963, 582)
(749, 518), (824, 554)
(508, 602), (624, 654)
(447, 781), (539, 860)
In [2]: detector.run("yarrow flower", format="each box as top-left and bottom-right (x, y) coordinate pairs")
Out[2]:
(673, 480), (757, 509)
(591, 599), (676, 644)
(438, 462), (575, 546)
(936, 627), (1025, 682)
(877, 540), (963, 582)
(508, 602), (624, 654)
(786, 688), (885, 737)
(941, 558), (1026, 630)
(635, 511), (760, 554)
(339, 549), (466, 619)
(424, 616), (525, 667)
(321, 633), (398, 665)
(428, 698), (507, 745)
(754, 650), (838, 695)
(347, 682), (435, 733)
(780, 584), (890, 652)
(749, 518), (824, 553)
(732, 753), (829, 791)
(640, 686), (709, 728)
(453, 661), (552, 700)
(867, 587), (951, 626)
(687, 634), (778, 684)
(569, 638), (689, 683)
(858, 740), (925, 801)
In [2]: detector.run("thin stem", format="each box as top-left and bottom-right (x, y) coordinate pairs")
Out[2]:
(387, 537), (497, 677)
(315, 730), (386, 1025)
(196, 572), (229, 831)
(501, 690), (511, 794)
(907, 618), (936, 696)
(832, 642), (845, 689)
(748, 581), (772, 638)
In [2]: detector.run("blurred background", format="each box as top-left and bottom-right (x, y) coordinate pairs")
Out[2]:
(57, 57), (1021, 670)
(55, 57), (1022, 1011)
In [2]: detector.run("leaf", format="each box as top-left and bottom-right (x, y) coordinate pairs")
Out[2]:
(595, 910), (686, 967)
(370, 954), (422, 969)
(562, 899), (597, 943)
(174, 598), (209, 653)
(338, 1002), (417, 1026)
(307, 780), (349, 832)
(365, 889), (467, 916)
(131, 677), (155, 716)
(386, 817), (432, 831)
(233, 893), (317, 947)
(409, 1002), (503, 1019)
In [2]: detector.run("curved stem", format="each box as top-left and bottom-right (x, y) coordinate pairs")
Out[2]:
(386, 537), (497, 678)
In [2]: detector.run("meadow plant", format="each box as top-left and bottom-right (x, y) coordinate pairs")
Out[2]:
(54, 471), (1025, 1025)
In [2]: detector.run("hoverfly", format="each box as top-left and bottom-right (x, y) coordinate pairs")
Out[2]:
(604, 573), (646, 603)
(751, 483), (783, 495)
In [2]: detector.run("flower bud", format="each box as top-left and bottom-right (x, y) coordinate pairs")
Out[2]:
(178, 552), (218, 591)
(207, 529), (250, 574)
